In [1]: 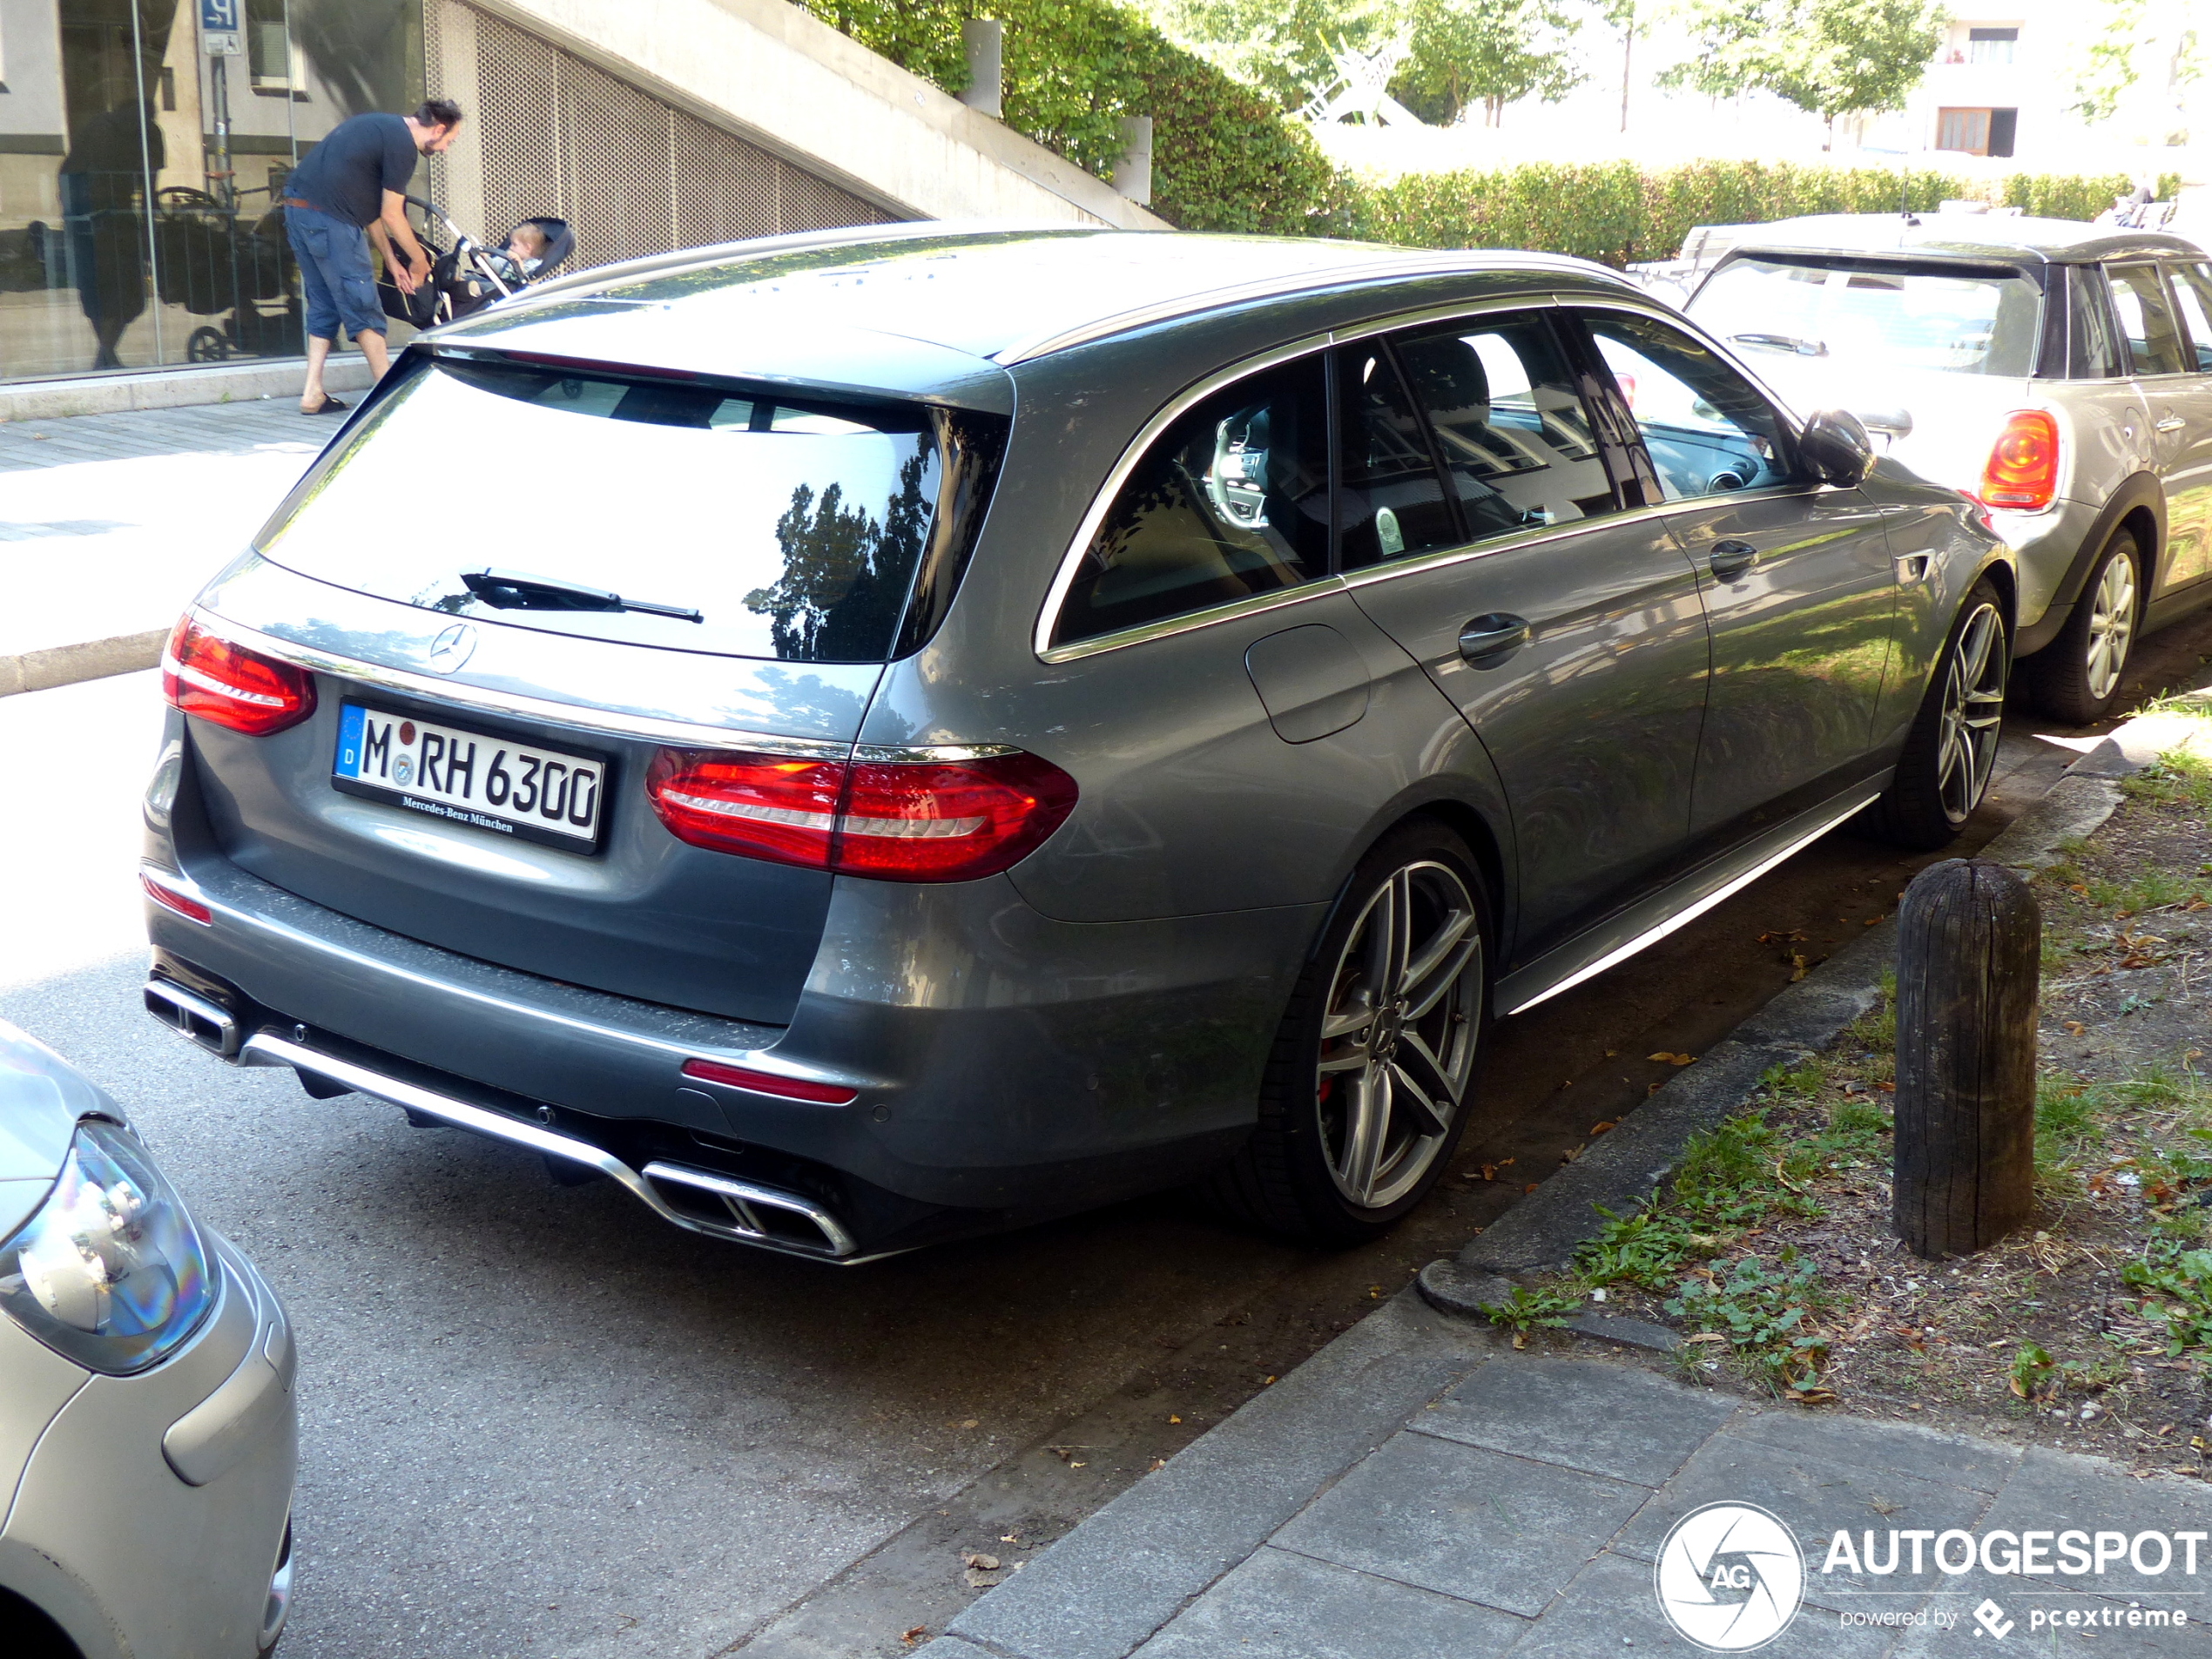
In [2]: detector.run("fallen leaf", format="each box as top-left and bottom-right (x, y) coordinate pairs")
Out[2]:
(1523, 1181), (1540, 1193)
(903, 1628), (927, 1644)
(1588, 1120), (1617, 1136)
(1790, 953), (1809, 981)
(1649, 1051), (1696, 1065)
(964, 1568), (1003, 1588)
(2063, 1021), (2087, 1036)
(1785, 1386), (1838, 1405)
(961, 1552), (1001, 1571)
(961, 1419), (979, 1429)
(1479, 1163), (1500, 1181)
(1149, 1458), (1165, 1470)
(1262, 1375), (1278, 1386)
(1167, 1413), (1182, 1424)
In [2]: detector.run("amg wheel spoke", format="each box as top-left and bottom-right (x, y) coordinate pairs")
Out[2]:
(1403, 930), (1479, 1022)
(1392, 1034), (1457, 1134)
(1339, 1069), (1388, 1204)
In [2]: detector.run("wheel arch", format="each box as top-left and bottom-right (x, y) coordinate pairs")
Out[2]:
(2019, 476), (2163, 656)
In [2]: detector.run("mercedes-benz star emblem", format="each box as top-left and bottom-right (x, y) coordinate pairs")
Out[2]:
(427, 623), (477, 674)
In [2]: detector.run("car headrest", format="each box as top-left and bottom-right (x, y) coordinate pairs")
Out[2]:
(1398, 335), (1490, 422)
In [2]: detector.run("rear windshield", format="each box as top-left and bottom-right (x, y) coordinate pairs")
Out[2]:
(1689, 257), (2043, 377)
(255, 354), (996, 664)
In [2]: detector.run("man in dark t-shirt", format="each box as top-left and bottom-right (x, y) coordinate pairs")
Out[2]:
(281, 98), (462, 414)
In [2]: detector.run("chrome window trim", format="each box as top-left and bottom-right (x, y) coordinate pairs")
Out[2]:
(993, 254), (1614, 364)
(191, 609), (857, 759)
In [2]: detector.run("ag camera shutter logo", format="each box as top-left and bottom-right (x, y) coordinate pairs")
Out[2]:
(1654, 1501), (1806, 1651)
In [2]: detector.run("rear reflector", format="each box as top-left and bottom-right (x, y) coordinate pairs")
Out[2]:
(680, 1057), (858, 1105)
(162, 616), (316, 736)
(1979, 410), (2060, 510)
(646, 747), (1078, 882)
(140, 872), (212, 925)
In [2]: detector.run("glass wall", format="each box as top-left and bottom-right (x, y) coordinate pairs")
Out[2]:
(0, 0), (424, 381)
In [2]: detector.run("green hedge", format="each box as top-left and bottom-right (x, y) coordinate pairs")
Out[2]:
(1343, 160), (2181, 266)
(793, 3), (2179, 260)
(792, 0), (1334, 233)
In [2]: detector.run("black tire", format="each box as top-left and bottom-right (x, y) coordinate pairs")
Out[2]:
(2027, 530), (2141, 725)
(1858, 578), (2010, 849)
(1206, 819), (1490, 1245)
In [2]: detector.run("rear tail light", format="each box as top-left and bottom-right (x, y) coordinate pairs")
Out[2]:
(646, 747), (1078, 882)
(162, 617), (316, 736)
(679, 1057), (857, 1105)
(1979, 410), (2060, 510)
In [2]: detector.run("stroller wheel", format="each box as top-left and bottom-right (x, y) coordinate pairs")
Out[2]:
(187, 326), (229, 363)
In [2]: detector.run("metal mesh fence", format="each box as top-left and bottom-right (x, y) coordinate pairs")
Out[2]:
(425, 1), (892, 272)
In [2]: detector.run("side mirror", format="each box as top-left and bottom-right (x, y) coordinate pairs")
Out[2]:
(1799, 408), (1876, 487)
(1851, 405), (1913, 445)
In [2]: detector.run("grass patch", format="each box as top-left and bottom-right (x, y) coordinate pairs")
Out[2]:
(2121, 1240), (2212, 1356)
(2121, 745), (2212, 812)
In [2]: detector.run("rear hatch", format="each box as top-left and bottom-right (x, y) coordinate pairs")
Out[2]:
(1687, 251), (2043, 487)
(180, 336), (1009, 1025)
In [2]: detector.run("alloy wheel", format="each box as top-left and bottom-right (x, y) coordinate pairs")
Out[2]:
(2083, 551), (2137, 704)
(1936, 602), (2007, 824)
(1313, 860), (1483, 1211)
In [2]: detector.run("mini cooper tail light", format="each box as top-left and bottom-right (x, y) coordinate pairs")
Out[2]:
(679, 1057), (858, 1105)
(646, 748), (1078, 882)
(1979, 410), (2060, 510)
(161, 617), (317, 736)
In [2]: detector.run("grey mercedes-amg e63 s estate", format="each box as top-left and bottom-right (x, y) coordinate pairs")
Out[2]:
(141, 226), (2008, 1261)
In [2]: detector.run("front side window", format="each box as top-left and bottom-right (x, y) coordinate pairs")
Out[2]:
(2166, 263), (2212, 371)
(1335, 343), (1459, 569)
(1582, 313), (1791, 502)
(1054, 355), (1328, 646)
(1689, 257), (2042, 377)
(2107, 265), (2189, 376)
(1389, 314), (1615, 547)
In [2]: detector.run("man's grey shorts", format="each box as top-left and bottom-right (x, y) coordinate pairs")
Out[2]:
(285, 206), (385, 341)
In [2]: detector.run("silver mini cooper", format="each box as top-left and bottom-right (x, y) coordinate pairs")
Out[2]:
(143, 226), (2006, 1260)
(1687, 213), (2212, 722)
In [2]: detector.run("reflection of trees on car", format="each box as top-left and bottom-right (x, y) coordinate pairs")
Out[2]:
(749, 436), (935, 661)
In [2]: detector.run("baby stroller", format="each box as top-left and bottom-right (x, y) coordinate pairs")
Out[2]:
(376, 195), (574, 331)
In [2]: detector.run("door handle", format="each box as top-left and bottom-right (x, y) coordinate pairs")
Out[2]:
(1457, 614), (1530, 664)
(1708, 539), (1757, 581)
(2157, 415), (2188, 433)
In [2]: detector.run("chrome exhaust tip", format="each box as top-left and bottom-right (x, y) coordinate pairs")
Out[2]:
(144, 976), (241, 1058)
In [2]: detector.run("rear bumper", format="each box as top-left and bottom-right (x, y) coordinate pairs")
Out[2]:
(2000, 495), (2105, 653)
(145, 847), (1319, 1257)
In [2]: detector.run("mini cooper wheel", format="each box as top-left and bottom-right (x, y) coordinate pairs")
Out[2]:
(2028, 531), (2140, 725)
(1209, 821), (1489, 1244)
(1859, 578), (2009, 849)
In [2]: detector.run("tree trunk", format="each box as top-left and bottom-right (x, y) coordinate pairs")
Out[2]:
(1892, 858), (2040, 1259)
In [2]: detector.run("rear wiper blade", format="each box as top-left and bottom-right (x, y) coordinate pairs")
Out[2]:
(462, 567), (703, 623)
(1728, 331), (1829, 357)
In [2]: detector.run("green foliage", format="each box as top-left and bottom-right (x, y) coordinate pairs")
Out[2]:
(1390, 0), (1583, 126)
(1150, 0), (1401, 113)
(2123, 745), (2212, 812)
(792, 0), (1336, 232)
(1664, 1250), (1829, 1382)
(1661, 0), (1946, 126)
(2123, 1240), (2212, 1355)
(2008, 1342), (2056, 1397)
(1477, 1283), (1581, 1333)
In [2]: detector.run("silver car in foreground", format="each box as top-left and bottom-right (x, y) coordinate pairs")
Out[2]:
(1686, 213), (2212, 721)
(0, 1022), (294, 1658)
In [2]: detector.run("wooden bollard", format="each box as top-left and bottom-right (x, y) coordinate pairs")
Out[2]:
(1893, 858), (2040, 1259)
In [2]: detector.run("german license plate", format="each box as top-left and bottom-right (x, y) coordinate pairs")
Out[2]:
(332, 703), (607, 851)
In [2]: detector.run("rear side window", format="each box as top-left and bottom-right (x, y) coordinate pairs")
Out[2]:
(2106, 265), (2190, 376)
(2166, 263), (2212, 371)
(256, 355), (1003, 664)
(1053, 355), (1328, 646)
(1689, 256), (2042, 377)
(1581, 313), (1791, 502)
(1390, 314), (1614, 547)
(2067, 266), (2126, 379)
(1335, 341), (1460, 569)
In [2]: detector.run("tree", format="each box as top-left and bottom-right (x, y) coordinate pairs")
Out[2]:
(1662, 0), (1946, 144)
(1390, 0), (1585, 125)
(2069, 0), (2202, 144)
(1147, 0), (1405, 112)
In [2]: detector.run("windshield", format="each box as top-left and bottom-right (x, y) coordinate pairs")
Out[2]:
(255, 355), (999, 664)
(1689, 257), (2043, 377)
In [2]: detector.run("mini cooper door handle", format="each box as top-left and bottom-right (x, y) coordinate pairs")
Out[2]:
(1457, 614), (1531, 664)
(2157, 415), (2188, 433)
(1708, 539), (1758, 581)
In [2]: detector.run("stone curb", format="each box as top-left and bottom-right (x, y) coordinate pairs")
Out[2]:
(0, 630), (165, 698)
(1419, 710), (2192, 1320)
(0, 354), (374, 423)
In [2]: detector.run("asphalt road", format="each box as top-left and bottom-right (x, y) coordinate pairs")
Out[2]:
(2, 611), (2208, 1659)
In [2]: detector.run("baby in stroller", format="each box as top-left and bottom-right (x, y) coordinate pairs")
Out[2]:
(376, 199), (574, 332)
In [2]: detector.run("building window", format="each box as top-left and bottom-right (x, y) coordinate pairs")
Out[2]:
(1967, 26), (2019, 64)
(247, 0), (300, 92)
(1937, 106), (2016, 156)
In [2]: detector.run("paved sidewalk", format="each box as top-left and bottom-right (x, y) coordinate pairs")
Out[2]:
(926, 1298), (2212, 1656)
(0, 397), (331, 690)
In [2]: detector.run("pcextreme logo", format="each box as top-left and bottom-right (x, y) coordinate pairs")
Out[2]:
(1653, 1502), (1806, 1652)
